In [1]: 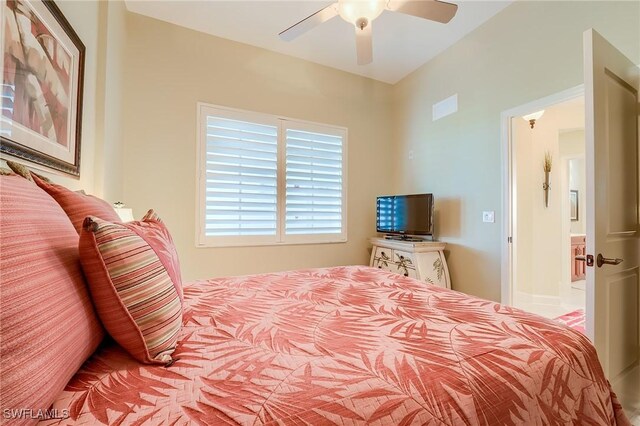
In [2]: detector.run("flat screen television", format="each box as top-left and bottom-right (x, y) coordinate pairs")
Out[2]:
(376, 194), (434, 236)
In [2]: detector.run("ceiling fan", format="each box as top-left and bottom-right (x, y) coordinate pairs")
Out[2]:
(279, 0), (458, 65)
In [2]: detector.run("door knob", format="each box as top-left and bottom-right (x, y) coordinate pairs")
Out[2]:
(577, 254), (595, 266)
(597, 254), (623, 268)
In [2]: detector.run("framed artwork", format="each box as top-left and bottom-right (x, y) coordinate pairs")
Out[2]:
(1, 0), (85, 176)
(570, 190), (579, 221)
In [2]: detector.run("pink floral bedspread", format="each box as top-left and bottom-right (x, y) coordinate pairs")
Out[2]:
(42, 266), (629, 425)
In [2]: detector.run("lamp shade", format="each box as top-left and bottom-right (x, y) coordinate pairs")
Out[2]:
(114, 207), (134, 222)
(522, 110), (545, 122)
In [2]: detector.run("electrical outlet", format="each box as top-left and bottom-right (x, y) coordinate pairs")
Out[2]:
(408, 150), (414, 161)
(483, 211), (495, 223)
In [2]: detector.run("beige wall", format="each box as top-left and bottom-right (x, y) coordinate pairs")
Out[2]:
(1, 1), (126, 202)
(514, 101), (584, 298)
(93, 0), (127, 201)
(513, 117), (534, 295)
(4, 1), (637, 299)
(121, 13), (394, 281)
(392, 1), (640, 301)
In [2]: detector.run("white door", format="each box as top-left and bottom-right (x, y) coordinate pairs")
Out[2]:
(584, 29), (640, 381)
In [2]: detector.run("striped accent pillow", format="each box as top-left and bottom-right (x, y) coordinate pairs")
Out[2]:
(79, 212), (182, 364)
(31, 173), (121, 234)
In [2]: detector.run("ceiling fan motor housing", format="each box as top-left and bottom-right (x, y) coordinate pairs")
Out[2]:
(356, 17), (369, 30)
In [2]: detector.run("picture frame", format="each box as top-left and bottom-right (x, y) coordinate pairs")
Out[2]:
(570, 190), (579, 221)
(1, 0), (85, 176)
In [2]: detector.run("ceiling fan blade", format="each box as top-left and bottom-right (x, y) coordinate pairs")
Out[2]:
(355, 23), (373, 66)
(279, 3), (339, 42)
(387, 0), (458, 23)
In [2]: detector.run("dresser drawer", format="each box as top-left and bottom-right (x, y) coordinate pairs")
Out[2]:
(369, 239), (451, 289)
(374, 247), (392, 260)
(372, 247), (394, 272)
(394, 250), (415, 266)
(393, 250), (416, 277)
(394, 263), (417, 278)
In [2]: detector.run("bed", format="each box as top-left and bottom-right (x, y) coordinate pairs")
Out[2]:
(0, 167), (627, 425)
(40, 266), (628, 425)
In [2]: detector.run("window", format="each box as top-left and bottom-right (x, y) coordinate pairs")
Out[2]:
(1, 83), (15, 137)
(197, 104), (347, 247)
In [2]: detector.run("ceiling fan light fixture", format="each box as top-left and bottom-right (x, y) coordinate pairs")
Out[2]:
(278, 0), (458, 66)
(338, 0), (386, 27)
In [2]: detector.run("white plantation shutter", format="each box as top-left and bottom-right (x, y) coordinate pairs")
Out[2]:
(285, 128), (344, 236)
(198, 104), (347, 247)
(1, 84), (14, 137)
(202, 112), (279, 240)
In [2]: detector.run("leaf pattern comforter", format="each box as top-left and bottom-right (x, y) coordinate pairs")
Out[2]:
(43, 266), (629, 425)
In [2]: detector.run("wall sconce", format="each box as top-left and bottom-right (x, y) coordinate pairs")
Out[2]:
(522, 110), (545, 129)
(543, 152), (552, 208)
(113, 201), (134, 222)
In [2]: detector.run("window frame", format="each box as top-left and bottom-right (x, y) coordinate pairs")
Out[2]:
(196, 103), (348, 248)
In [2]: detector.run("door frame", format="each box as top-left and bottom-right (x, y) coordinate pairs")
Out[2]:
(500, 85), (585, 307)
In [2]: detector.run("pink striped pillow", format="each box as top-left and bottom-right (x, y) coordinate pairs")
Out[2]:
(79, 211), (183, 364)
(31, 173), (121, 234)
(0, 174), (104, 419)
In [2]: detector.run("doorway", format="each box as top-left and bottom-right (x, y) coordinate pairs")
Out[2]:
(508, 94), (587, 330)
(500, 86), (586, 321)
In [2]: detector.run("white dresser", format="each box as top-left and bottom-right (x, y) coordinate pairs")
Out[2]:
(369, 238), (451, 289)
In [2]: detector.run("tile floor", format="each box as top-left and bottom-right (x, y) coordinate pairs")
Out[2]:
(612, 365), (640, 425)
(513, 281), (585, 320)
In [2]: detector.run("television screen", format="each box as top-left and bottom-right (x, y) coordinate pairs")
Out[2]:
(376, 194), (433, 235)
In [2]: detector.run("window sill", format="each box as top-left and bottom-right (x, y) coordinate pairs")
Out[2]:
(195, 237), (348, 248)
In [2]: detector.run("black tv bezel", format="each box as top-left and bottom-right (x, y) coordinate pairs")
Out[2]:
(376, 193), (434, 236)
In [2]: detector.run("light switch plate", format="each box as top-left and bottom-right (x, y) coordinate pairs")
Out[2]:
(483, 211), (495, 223)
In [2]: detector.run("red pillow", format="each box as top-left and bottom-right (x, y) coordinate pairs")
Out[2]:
(31, 173), (121, 234)
(0, 174), (104, 417)
(79, 210), (183, 364)
(136, 210), (183, 303)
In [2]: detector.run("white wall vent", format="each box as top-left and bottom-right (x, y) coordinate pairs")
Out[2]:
(432, 94), (458, 121)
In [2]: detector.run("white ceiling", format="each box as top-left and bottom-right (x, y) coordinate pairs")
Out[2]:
(125, 0), (514, 84)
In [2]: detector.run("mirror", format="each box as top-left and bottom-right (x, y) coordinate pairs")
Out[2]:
(570, 190), (579, 221)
